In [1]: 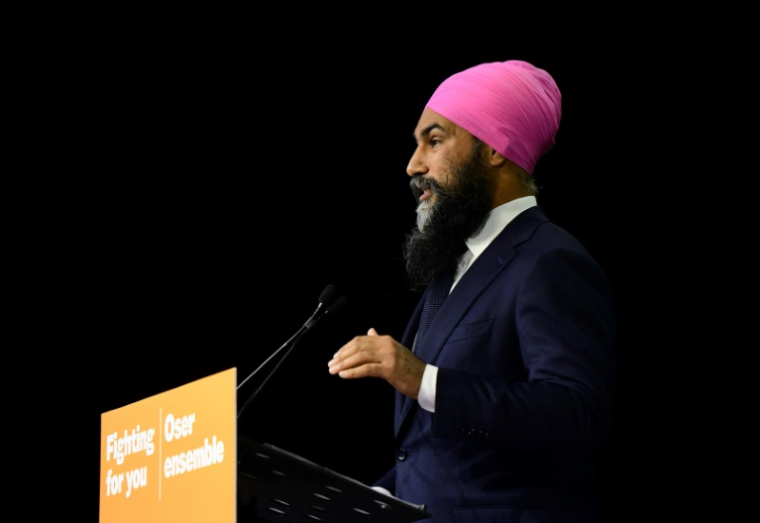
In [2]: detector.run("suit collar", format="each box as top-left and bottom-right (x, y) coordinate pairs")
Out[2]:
(465, 196), (537, 260)
(452, 196), (537, 292)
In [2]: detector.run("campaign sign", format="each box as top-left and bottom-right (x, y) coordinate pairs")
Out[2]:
(100, 368), (237, 522)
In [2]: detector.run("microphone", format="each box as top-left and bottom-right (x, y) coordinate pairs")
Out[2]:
(236, 284), (348, 419)
(304, 283), (348, 329)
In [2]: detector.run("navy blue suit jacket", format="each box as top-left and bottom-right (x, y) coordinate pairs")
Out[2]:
(375, 206), (616, 523)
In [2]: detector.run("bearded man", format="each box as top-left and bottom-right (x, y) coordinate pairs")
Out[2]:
(329, 60), (616, 523)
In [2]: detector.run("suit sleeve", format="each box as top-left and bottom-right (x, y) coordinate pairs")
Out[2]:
(433, 246), (616, 452)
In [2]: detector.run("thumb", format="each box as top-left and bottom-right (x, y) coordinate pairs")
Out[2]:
(367, 327), (379, 336)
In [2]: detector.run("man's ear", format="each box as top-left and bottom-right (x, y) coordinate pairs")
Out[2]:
(486, 147), (508, 167)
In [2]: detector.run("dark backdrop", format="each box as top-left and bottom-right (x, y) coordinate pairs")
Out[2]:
(44, 35), (678, 522)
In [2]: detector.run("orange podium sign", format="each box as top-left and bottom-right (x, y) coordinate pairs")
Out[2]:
(99, 368), (237, 523)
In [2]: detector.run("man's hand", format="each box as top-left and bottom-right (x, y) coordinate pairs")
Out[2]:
(328, 328), (426, 398)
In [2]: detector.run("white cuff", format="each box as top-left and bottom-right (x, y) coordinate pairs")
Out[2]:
(417, 364), (438, 413)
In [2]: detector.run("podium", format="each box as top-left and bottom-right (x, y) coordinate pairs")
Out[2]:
(100, 368), (431, 523)
(237, 435), (431, 522)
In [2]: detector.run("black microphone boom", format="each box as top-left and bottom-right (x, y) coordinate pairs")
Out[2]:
(236, 284), (348, 419)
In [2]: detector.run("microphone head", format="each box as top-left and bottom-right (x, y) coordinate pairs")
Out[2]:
(303, 284), (349, 329)
(326, 295), (350, 315)
(319, 284), (343, 307)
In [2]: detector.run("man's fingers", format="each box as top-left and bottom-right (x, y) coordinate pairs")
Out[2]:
(328, 344), (377, 375)
(334, 362), (383, 379)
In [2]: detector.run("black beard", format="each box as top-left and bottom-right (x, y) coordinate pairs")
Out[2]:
(402, 149), (493, 290)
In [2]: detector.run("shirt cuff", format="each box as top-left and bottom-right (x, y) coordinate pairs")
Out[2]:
(371, 486), (393, 497)
(417, 364), (438, 413)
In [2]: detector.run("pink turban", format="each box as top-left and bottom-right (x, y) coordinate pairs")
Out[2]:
(425, 60), (562, 174)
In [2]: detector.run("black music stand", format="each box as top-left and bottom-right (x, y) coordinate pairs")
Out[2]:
(237, 435), (432, 522)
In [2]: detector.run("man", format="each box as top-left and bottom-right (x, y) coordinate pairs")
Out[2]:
(328, 60), (616, 523)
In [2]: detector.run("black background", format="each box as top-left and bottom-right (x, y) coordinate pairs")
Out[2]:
(34, 30), (696, 522)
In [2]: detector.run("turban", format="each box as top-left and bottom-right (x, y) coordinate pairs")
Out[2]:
(425, 60), (562, 174)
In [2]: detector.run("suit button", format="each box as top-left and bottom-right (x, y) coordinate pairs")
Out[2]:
(397, 448), (407, 461)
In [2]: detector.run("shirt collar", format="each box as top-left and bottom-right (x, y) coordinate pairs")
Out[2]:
(465, 196), (537, 259)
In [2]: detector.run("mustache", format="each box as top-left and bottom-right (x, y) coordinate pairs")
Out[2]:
(410, 176), (442, 201)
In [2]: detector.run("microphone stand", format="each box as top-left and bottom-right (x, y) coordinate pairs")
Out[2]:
(236, 323), (308, 419)
(236, 286), (347, 420)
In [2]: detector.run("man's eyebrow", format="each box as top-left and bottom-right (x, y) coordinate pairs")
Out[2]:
(414, 123), (445, 140)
